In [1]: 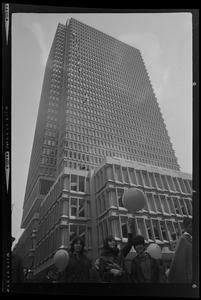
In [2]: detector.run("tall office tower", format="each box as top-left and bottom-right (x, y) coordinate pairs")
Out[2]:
(22, 17), (180, 229)
(57, 18), (180, 174)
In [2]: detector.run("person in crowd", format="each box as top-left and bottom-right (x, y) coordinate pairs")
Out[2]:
(130, 235), (160, 283)
(168, 217), (192, 283)
(170, 231), (180, 251)
(99, 218), (133, 283)
(58, 235), (91, 282)
(23, 268), (28, 282)
(158, 259), (168, 283)
(90, 258), (101, 283)
(41, 268), (55, 283)
(11, 237), (24, 283)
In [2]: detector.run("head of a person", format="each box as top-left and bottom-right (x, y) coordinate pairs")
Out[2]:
(183, 217), (192, 236)
(103, 235), (117, 250)
(132, 235), (146, 254)
(171, 232), (177, 240)
(70, 236), (85, 254)
(102, 235), (119, 255)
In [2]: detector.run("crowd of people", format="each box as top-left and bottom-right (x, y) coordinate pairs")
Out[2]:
(11, 217), (193, 284)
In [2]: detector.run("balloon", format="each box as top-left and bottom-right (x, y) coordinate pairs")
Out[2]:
(147, 243), (162, 260)
(54, 249), (69, 271)
(122, 188), (145, 213)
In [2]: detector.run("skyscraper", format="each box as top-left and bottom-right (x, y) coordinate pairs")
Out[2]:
(21, 18), (179, 228)
(16, 18), (192, 281)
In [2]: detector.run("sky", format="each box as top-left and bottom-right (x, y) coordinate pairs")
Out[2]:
(11, 11), (193, 245)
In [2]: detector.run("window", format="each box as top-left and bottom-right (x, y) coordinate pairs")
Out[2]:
(161, 175), (169, 190)
(136, 218), (147, 240)
(71, 175), (77, 191)
(101, 193), (107, 212)
(142, 171), (151, 187)
(148, 173), (157, 188)
(167, 196), (175, 214)
(172, 177), (181, 193)
(166, 176), (175, 191)
(179, 198), (188, 216)
(160, 195), (170, 214)
(69, 224), (77, 242)
(153, 194), (162, 213)
(79, 176), (85, 192)
(173, 221), (182, 236)
(79, 225), (86, 240)
(160, 220), (168, 241)
(122, 167), (129, 183)
(120, 216), (128, 238)
(78, 199), (85, 217)
(114, 165), (122, 182)
(70, 198), (77, 216)
(183, 179), (192, 194)
(146, 193), (156, 212)
(117, 188), (124, 208)
(105, 165), (114, 181)
(129, 168), (138, 185)
(166, 221), (175, 241)
(70, 197), (85, 218)
(172, 197), (182, 215)
(178, 178), (187, 193)
(152, 219), (161, 240)
(136, 170), (143, 186)
(145, 219), (154, 241)
(184, 198), (192, 216)
(154, 173), (163, 189)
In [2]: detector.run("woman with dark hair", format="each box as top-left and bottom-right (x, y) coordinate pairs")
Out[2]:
(99, 218), (133, 283)
(60, 235), (91, 282)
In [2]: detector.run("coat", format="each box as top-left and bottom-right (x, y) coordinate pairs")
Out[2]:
(168, 233), (192, 283)
(59, 253), (91, 282)
(131, 252), (160, 283)
(90, 265), (101, 283)
(99, 233), (132, 283)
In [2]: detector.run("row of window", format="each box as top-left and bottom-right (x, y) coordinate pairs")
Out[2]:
(65, 112), (173, 147)
(65, 96), (168, 143)
(63, 140), (176, 166)
(70, 20), (139, 58)
(65, 92), (169, 146)
(96, 165), (191, 194)
(61, 152), (178, 173)
(96, 187), (192, 217)
(65, 75), (159, 116)
(97, 215), (186, 249)
(65, 129), (172, 156)
(65, 107), (170, 151)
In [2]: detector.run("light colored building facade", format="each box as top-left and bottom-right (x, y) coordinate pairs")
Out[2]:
(14, 18), (192, 280)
